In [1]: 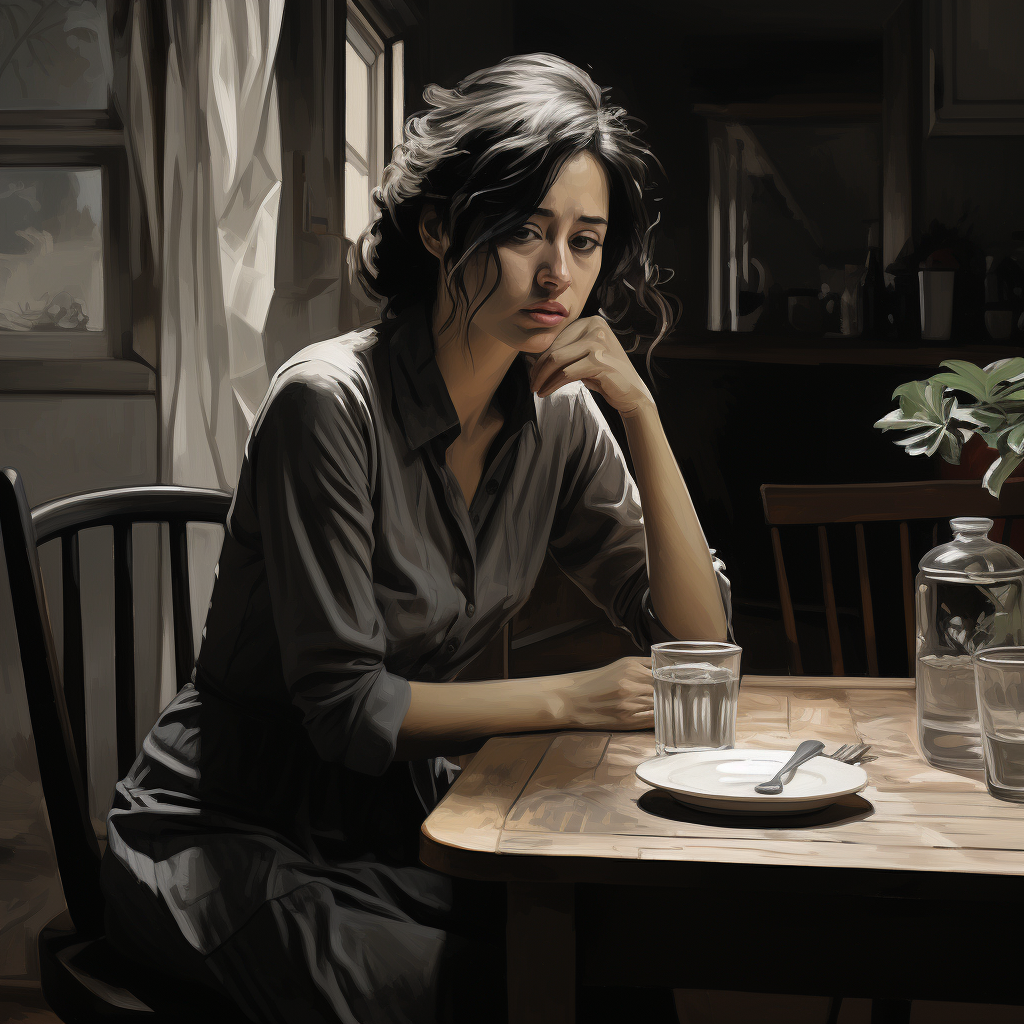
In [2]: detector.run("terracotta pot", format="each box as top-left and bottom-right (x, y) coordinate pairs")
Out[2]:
(939, 433), (1024, 481)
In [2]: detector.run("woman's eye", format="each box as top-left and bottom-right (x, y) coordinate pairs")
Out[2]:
(510, 226), (538, 243)
(571, 236), (601, 253)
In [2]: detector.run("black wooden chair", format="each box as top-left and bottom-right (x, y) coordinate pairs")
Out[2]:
(761, 478), (1024, 678)
(0, 466), (249, 1023)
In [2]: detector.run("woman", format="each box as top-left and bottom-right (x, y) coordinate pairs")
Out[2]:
(101, 53), (731, 1024)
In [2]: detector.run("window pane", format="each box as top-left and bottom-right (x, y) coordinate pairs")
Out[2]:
(0, 0), (114, 111)
(392, 40), (405, 156)
(0, 168), (105, 333)
(344, 162), (369, 242)
(346, 40), (370, 162)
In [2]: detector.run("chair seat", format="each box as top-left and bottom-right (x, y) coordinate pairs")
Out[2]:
(39, 922), (250, 1023)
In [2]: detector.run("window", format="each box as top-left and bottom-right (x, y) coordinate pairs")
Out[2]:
(344, 3), (404, 243)
(0, 0), (129, 361)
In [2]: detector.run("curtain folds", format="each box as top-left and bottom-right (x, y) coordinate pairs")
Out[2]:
(159, 0), (284, 490)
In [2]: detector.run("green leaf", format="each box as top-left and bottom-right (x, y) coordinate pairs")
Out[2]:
(874, 409), (941, 431)
(938, 429), (964, 465)
(1008, 422), (1024, 455)
(938, 358), (1024, 403)
(984, 357), (1024, 384)
(938, 359), (998, 396)
(983, 452), (1024, 499)
(891, 380), (946, 421)
(956, 407), (1009, 430)
(895, 426), (946, 457)
(951, 406), (1001, 431)
(929, 371), (990, 403)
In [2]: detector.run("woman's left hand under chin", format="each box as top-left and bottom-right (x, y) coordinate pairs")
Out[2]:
(527, 315), (656, 419)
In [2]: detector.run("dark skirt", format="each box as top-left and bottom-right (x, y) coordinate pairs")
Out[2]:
(102, 847), (507, 1024)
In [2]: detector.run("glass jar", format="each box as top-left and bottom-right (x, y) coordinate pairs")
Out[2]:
(916, 518), (1024, 769)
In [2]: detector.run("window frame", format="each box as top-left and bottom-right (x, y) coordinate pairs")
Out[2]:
(0, 0), (141, 386)
(344, 0), (402, 244)
(0, 144), (130, 361)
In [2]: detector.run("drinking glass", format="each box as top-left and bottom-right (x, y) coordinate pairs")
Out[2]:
(973, 647), (1024, 802)
(651, 641), (742, 756)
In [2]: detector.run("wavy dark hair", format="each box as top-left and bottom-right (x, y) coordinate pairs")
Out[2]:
(354, 53), (680, 382)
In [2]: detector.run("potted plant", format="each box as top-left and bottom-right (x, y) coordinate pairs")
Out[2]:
(875, 358), (1024, 497)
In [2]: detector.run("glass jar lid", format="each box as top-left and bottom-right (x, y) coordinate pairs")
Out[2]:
(918, 517), (1024, 580)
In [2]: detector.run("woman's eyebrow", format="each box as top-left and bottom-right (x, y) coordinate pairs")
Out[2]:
(532, 207), (608, 226)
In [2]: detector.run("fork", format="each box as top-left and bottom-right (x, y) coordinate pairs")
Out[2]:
(825, 743), (877, 764)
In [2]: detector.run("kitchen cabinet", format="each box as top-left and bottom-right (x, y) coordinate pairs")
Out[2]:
(926, 0), (1024, 135)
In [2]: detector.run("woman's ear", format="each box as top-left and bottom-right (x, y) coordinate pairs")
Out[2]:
(418, 204), (446, 260)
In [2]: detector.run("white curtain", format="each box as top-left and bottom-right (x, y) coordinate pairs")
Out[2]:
(156, 0), (284, 706)
(161, 0), (285, 489)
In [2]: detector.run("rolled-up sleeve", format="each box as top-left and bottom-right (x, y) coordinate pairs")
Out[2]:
(546, 386), (734, 654)
(251, 378), (411, 774)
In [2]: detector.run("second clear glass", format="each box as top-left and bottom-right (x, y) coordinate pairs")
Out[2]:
(974, 647), (1024, 802)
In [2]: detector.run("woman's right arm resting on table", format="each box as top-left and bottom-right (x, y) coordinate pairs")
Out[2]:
(395, 657), (655, 760)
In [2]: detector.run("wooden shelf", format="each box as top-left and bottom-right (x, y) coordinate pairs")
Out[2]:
(636, 336), (1022, 368)
(693, 101), (882, 121)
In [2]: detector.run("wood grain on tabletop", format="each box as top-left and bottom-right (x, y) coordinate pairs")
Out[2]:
(423, 679), (1024, 877)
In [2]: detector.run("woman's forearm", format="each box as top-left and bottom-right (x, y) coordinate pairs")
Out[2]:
(621, 400), (729, 641)
(393, 675), (566, 760)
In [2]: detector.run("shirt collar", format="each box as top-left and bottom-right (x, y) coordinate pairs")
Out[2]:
(388, 303), (539, 452)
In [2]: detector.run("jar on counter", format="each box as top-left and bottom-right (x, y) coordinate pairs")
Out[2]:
(916, 517), (1024, 770)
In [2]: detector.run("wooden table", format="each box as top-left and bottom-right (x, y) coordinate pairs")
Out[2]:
(420, 676), (1024, 1024)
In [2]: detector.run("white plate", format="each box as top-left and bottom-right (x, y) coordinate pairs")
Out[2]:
(635, 748), (869, 816)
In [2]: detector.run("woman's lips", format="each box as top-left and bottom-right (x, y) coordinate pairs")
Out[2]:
(521, 309), (567, 326)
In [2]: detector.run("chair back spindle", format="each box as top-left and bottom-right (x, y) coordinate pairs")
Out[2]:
(169, 520), (196, 693)
(60, 531), (88, 787)
(112, 522), (137, 781)
(853, 523), (879, 677)
(769, 525), (802, 675)
(817, 525), (844, 676)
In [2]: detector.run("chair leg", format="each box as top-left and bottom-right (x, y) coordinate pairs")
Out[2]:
(871, 998), (912, 1024)
(826, 995), (843, 1024)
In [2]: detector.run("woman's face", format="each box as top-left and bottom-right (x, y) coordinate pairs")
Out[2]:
(432, 150), (611, 354)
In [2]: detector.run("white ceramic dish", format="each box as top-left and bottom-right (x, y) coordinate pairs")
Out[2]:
(635, 748), (869, 816)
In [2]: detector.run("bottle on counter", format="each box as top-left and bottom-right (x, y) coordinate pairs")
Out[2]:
(916, 518), (1024, 771)
(840, 264), (862, 336)
(861, 220), (885, 338)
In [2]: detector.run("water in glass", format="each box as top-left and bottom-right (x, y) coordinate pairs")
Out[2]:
(653, 662), (738, 755)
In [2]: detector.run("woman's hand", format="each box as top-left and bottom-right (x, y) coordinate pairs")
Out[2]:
(527, 315), (655, 419)
(553, 656), (654, 731)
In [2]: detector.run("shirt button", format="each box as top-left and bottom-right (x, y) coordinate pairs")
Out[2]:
(485, 479), (498, 495)
(445, 637), (461, 655)
(466, 603), (475, 617)
(471, 513), (479, 526)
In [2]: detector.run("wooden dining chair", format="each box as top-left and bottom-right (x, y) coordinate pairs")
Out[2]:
(761, 479), (1024, 677)
(0, 466), (247, 1023)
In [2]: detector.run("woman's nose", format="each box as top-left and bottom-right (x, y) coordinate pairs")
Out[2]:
(537, 241), (572, 290)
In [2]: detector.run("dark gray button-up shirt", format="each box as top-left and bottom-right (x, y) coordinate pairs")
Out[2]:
(195, 302), (729, 783)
